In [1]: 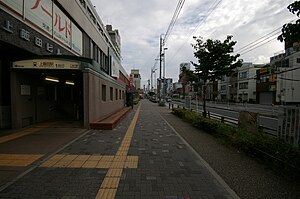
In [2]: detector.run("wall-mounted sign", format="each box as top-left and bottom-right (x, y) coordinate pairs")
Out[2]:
(13, 59), (80, 70)
(1, 0), (83, 55)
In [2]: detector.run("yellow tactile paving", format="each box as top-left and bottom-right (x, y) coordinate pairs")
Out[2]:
(100, 177), (120, 189)
(117, 146), (129, 151)
(126, 156), (139, 162)
(110, 161), (124, 169)
(40, 160), (57, 168)
(88, 155), (102, 161)
(74, 155), (90, 161)
(95, 189), (117, 199)
(82, 161), (98, 168)
(0, 121), (56, 144)
(60, 155), (78, 161)
(115, 151), (127, 156)
(67, 161), (85, 168)
(113, 156), (126, 162)
(96, 161), (112, 169)
(124, 161), (138, 169)
(47, 154), (66, 161)
(53, 160), (72, 168)
(106, 169), (122, 177)
(97, 104), (141, 199)
(0, 154), (43, 167)
(100, 156), (115, 162)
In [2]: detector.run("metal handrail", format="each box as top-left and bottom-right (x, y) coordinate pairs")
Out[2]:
(170, 102), (277, 135)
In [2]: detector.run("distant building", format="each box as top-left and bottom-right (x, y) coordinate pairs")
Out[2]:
(274, 45), (300, 104)
(237, 63), (262, 103)
(256, 64), (276, 104)
(218, 69), (238, 102)
(172, 82), (183, 97)
(131, 69), (141, 90)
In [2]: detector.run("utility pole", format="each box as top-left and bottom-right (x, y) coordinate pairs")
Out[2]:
(158, 35), (163, 102)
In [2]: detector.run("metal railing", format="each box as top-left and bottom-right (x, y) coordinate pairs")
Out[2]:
(169, 102), (278, 137)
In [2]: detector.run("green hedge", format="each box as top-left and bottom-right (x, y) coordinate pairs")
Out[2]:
(172, 108), (300, 178)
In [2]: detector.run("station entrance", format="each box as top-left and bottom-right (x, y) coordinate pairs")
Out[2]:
(11, 59), (84, 129)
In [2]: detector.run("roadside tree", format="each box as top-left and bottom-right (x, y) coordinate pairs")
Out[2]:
(191, 35), (242, 117)
(278, 1), (300, 43)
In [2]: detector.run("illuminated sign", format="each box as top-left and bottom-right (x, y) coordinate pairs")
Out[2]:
(13, 59), (80, 70)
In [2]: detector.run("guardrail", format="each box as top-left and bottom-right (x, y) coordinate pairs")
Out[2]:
(169, 102), (278, 137)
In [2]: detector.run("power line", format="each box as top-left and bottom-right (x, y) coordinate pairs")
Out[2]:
(166, 0), (223, 66)
(240, 37), (278, 55)
(234, 28), (282, 53)
(234, 19), (296, 55)
(236, 31), (281, 54)
(164, 0), (186, 44)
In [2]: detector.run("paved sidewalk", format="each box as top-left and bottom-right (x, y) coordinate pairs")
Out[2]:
(0, 100), (238, 199)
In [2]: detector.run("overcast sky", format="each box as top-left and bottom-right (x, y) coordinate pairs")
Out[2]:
(91, 0), (296, 88)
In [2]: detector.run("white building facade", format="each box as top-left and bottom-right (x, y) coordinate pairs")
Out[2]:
(275, 50), (300, 104)
(237, 63), (261, 102)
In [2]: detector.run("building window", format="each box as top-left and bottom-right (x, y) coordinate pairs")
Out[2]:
(115, 88), (118, 100)
(134, 74), (139, 78)
(102, 84), (106, 101)
(239, 82), (248, 89)
(119, 90), (121, 99)
(297, 58), (300, 63)
(110, 87), (113, 101)
(221, 85), (226, 90)
(239, 71), (248, 79)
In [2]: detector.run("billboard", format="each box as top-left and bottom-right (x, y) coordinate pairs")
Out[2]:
(1, 0), (23, 15)
(2, 0), (82, 55)
(53, 4), (71, 47)
(25, 0), (53, 35)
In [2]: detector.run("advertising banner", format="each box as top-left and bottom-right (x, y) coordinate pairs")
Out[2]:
(25, 0), (53, 35)
(1, 0), (23, 15)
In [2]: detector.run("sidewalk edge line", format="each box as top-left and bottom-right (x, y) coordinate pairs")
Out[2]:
(160, 114), (240, 199)
(0, 129), (92, 193)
